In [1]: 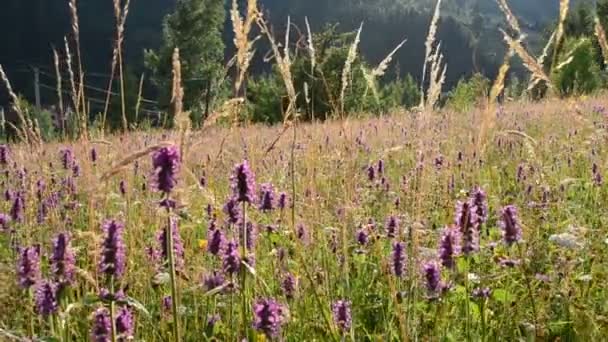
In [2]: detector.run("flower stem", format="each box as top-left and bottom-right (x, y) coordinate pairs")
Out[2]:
(166, 206), (181, 342)
(110, 276), (117, 342)
(240, 202), (248, 339)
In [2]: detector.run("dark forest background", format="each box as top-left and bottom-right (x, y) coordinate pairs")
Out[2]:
(0, 0), (572, 110)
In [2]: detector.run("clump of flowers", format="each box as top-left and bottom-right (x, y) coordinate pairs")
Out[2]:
(17, 245), (41, 289)
(50, 232), (76, 287)
(151, 146), (180, 194)
(231, 160), (256, 203)
(99, 220), (126, 279)
(455, 200), (479, 254)
(391, 241), (406, 277)
(422, 260), (447, 298)
(252, 298), (288, 338)
(438, 225), (461, 269)
(332, 300), (352, 333)
(500, 205), (522, 245)
(34, 279), (58, 316)
(258, 183), (275, 212)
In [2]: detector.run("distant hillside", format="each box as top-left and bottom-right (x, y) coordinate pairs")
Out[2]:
(0, 0), (574, 107)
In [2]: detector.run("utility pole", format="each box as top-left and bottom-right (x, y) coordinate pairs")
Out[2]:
(34, 67), (41, 110)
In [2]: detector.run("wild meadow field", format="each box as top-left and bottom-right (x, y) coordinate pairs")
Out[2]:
(0, 96), (607, 341)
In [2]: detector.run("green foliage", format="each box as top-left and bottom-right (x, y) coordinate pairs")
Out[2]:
(378, 74), (421, 111)
(552, 37), (602, 96)
(144, 0), (225, 127)
(446, 73), (490, 112)
(17, 96), (56, 141)
(246, 73), (285, 124)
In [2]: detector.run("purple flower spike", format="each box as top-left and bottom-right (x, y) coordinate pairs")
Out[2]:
(356, 228), (369, 246)
(281, 273), (297, 299)
(422, 260), (444, 297)
(0, 145), (9, 164)
(99, 220), (126, 279)
(207, 227), (226, 256)
(156, 217), (185, 271)
(258, 183), (276, 212)
(438, 225), (461, 269)
(51, 232), (76, 286)
(277, 192), (288, 210)
(10, 192), (24, 223)
(116, 306), (134, 340)
(222, 240), (241, 275)
(60, 148), (74, 170)
(203, 271), (226, 292)
(391, 241), (406, 277)
(35, 279), (58, 316)
(231, 160), (256, 203)
(252, 298), (288, 338)
(470, 187), (488, 225)
(385, 215), (399, 238)
(296, 223), (310, 245)
(17, 245), (40, 289)
(332, 300), (352, 333)
(0, 213), (10, 231)
(151, 146), (180, 194)
(90, 147), (98, 163)
(90, 307), (112, 342)
(223, 198), (241, 225)
(500, 205), (522, 245)
(455, 201), (479, 255)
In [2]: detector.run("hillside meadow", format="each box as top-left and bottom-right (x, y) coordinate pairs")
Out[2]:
(0, 96), (607, 341)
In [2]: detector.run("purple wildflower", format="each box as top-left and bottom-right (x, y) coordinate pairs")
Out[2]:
(222, 240), (241, 275)
(470, 186), (488, 225)
(231, 160), (256, 203)
(296, 223), (310, 245)
(60, 148), (74, 170)
(455, 201), (479, 254)
(385, 215), (399, 238)
(438, 225), (461, 269)
(0, 213), (10, 231)
(240, 221), (258, 250)
(391, 241), (406, 277)
(90, 307), (112, 342)
(377, 159), (385, 175)
(422, 260), (444, 297)
(151, 146), (180, 194)
(252, 298), (288, 338)
(51, 232), (76, 286)
(356, 228), (369, 246)
(10, 192), (24, 223)
(332, 300), (352, 333)
(472, 287), (492, 299)
(162, 296), (172, 312)
(258, 183), (276, 212)
(203, 271), (226, 292)
(367, 165), (375, 182)
(116, 306), (134, 340)
(119, 180), (126, 196)
(90, 147), (97, 163)
(156, 217), (185, 271)
(277, 192), (288, 210)
(223, 198), (241, 225)
(207, 227), (226, 256)
(17, 245), (40, 289)
(500, 205), (522, 245)
(99, 220), (126, 279)
(0, 145), (9, 164)
(36, 179), (45, 201)
(281, 273), (297, 299)
(35, 280), (58, 316)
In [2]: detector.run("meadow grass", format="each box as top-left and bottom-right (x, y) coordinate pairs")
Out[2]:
(0, 95), (607, 341)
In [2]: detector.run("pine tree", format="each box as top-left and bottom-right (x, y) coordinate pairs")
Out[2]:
(144, 0), (225, 126)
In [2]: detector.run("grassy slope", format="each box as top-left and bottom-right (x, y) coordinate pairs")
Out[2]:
(0, 95), (607, 340)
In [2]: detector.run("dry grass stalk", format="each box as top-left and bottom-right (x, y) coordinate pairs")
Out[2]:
(100, 142), (173, 182)
(340, 22), (363, 116)
(68, 0), (88, 140)
(231, 0), (259, 96)
(257, 16), (297, 123)
(134, 73), (145, 125)
(427, 43), (447, 110)
(64, 37), (78, 115)
(0, 65), (30, 144)
(305, 17), (316, 72)
(52, 49), (65, 134)
(538, 30), (557, 68)
(171, 48), (191, 162)
(363, 37), (408, 104)
(552, 0), (571, 69)
(502, 31), (552, 87)
(595, 17), (608, 66)
(496, 0), (522, 34)
(420, 0), (442, 108)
